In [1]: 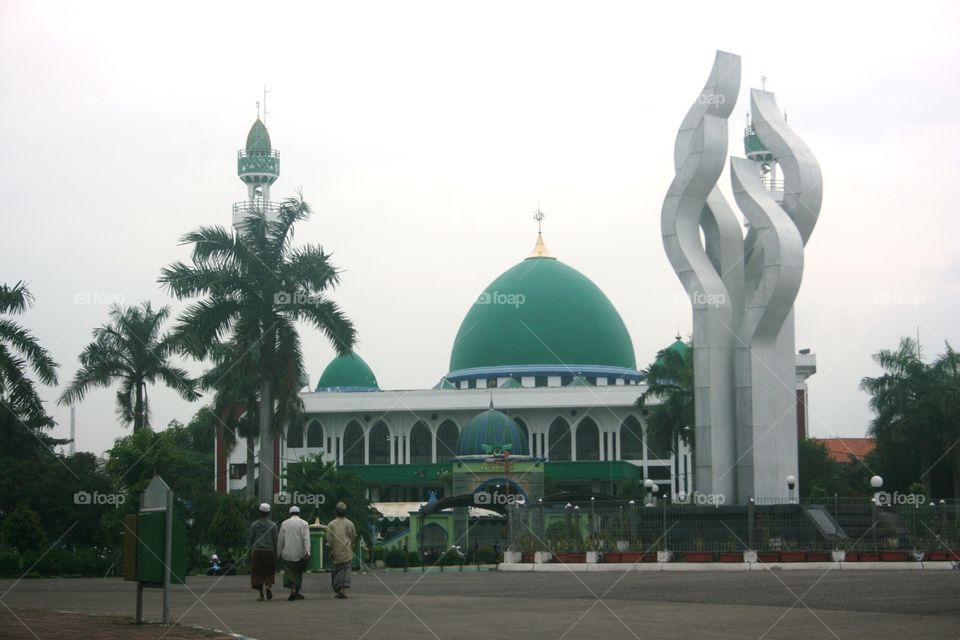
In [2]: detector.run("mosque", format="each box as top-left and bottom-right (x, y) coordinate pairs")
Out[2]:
(214, 115), (817, 528)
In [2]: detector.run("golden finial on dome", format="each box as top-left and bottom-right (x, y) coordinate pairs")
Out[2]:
(527, 205), (556, 260)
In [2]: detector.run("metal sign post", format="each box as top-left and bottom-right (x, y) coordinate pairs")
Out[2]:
(138, 475), (175, 625)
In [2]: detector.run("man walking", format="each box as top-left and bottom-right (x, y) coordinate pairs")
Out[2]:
(325, 501), (357, 599)
(248, 503), (278, 601)
(277, 505), (311, 601)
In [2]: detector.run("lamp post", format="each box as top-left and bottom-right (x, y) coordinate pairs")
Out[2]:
(644, 479), (655, 507)
(786, 475), (797, 504)
(870, 475), (883, 553)
(590, 496), (596, 538)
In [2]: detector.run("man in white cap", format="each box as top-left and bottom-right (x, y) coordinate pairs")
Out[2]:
(247, 503), (278, 601)
(325, 501), (357, 599)
(277, 505), (311, 601)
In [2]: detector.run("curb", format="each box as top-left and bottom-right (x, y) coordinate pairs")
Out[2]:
(498, 561), (959, 572)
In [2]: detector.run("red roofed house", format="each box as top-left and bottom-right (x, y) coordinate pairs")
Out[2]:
(814, 438), (875, 464)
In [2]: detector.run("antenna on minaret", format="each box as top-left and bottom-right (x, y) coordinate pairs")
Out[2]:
(263, 86), (271, 126)
(761, 75), (767, 91)
(256, 101), (260, 120)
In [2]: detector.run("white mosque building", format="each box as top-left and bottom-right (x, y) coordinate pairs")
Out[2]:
(214, 115), (816, 504)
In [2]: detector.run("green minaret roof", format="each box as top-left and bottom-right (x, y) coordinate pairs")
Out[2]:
(246, 118), (272, 156)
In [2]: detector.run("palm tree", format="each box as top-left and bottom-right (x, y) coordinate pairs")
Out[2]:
(159, 197), (355, 504)
(58, 302), (199, 431)
(0, 281), (60, 454)
(201, 338), (262, 500)
(636, 337), (694, 459)
(860, 337), (942, 496)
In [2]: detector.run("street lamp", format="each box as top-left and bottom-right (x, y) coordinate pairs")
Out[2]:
(870, 475), (883, 490)
(786, 475), (797, 503)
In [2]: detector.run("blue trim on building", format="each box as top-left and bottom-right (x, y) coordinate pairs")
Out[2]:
(445, 364), (642, 383)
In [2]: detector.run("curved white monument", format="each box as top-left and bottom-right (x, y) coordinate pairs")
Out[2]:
(661, 51), (822, 502)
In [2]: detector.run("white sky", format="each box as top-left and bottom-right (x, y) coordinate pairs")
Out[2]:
(2, 1), (958, 456)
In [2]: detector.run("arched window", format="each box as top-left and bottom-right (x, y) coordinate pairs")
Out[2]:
(620, 416), (643, 460)
(436, 420), (459, 461)
(547, 417), (571, 461)
(410, 422), (431, 464)
(343, 421), (364, 465)
(575, 418), (600, 461)
(306, 421), (323, 448)
(287, 421), (304, 448)
(369, 421), (391, 465)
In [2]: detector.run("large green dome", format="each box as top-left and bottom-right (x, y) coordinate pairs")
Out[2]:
(447, 244), (636, 381)
(316, 353), (379, 392)
(456, 408), (529, 457)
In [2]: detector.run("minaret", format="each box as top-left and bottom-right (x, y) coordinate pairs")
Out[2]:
(743, 82), (784, 203)
(233, 111), (280, 232)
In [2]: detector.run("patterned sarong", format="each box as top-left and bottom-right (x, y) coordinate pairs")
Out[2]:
(250, 549), (276, 588)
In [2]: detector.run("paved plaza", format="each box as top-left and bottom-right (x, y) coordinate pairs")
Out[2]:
(2, 569), (958, 639)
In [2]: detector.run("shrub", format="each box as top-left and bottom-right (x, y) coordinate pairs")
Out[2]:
(474, 546), (498, 564)
(384, 548), (407, 568)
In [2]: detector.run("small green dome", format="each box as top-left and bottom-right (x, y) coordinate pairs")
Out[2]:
(654, 337), (691, 367)
(448, 253), (636, 374)
(246, 118), (272, 156)
(316, 353), (379, 392)
(456, 408), (528, 457)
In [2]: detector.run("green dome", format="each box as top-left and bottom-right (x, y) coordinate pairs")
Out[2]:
(246, 118), (272, 156)
(315, 353), (379, 392)
(654, 337), (691, 367)
(448, 253), (636, 377)
(456, 408), (529, 456)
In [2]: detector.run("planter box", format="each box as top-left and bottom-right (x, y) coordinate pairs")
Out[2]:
(779, 551), (805, 563)
(719, 552), (742, 563)
(554, 552), (586, 564)
(858, 552), (880, 562)
(657, 550), (673, 563)
(880, 551), (909, 562)
(503, 551), (522, 564)
(534, 551), (553, 564)
(683, 551), (713, 563)
(622, 552), (653, 563)
(830, 550), (845, 562)
(604, 553), (622, 563)
(757, 552), (780, 563)
(521, 552), (535, 563)
(805, 552), (831, 562)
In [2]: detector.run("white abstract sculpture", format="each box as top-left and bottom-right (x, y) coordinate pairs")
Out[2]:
(662, 51), (822, 502)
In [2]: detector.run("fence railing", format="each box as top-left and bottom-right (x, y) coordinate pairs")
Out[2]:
(506, 498), (960, 555)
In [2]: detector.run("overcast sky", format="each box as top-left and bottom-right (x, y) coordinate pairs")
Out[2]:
(2, 1), (958, 456)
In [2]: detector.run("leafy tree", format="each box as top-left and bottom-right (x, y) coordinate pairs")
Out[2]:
(58, 302), (198, 431)
(1, 504), (47, 553)
(636, 337), (694, 457)
(284, 455), (371, 543)
(207, 494), (250, 560)
(933, 344), (960, 498)
(160, 198), (356, 504)
(798, 438), (837, 497)
(860, 338), (960, 496)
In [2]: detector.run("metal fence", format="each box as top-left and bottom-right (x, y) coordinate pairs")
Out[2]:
(506, 498), (960, 555)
